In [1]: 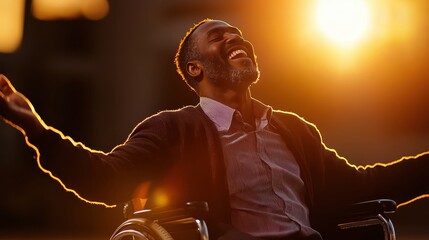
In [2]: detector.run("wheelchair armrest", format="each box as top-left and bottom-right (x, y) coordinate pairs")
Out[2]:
(341, 199), (396, 220)
(337, 199), (397, 240)
(124, 201), (209, 222)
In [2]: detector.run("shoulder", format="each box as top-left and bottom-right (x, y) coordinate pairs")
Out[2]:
(155, 105), (201, 118)
(151, 105), (205, 125)
(272, 110), (316, 128)
(271, 109), (321, 138)
(130, 105), (205, 133)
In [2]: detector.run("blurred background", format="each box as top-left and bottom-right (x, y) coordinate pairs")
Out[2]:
(0, 0), (428, 239)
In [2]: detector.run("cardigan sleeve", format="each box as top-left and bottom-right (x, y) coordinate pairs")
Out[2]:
(28, 113), (174, 205)
(306, 120), (429, 208)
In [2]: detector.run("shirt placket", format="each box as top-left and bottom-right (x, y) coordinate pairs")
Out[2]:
(257, 130), (307, 231)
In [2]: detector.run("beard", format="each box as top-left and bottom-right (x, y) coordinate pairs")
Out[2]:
(202, 56), (260, 90)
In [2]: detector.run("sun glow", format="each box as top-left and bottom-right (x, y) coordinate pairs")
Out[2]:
(315, 0), (371, 47)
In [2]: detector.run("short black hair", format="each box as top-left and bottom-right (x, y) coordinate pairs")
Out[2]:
(174, 18), (213, 93)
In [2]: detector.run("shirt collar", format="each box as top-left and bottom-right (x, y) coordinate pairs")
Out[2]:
(200, 97), (235, 132)
(200, 97), (272, 132)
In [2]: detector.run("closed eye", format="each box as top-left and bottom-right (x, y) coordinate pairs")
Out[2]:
(208, 32), (223, 42)
(206, 26), (243, 42)
(209, 37), (222, 42)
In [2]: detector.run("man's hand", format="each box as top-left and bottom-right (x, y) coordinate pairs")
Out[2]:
(0, 74), (45, 139)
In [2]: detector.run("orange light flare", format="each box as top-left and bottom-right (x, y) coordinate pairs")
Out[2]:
(293, 0), (420, 72)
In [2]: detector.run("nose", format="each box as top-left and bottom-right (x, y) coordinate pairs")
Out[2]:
(224, 32), (243, 44)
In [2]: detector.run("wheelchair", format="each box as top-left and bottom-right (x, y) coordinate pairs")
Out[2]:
(110, 199), (396, 240)
(110, 200), (209, 240)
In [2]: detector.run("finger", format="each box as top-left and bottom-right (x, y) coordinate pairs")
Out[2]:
(0, 74), (16, 96)
(0, 90), (7, 114)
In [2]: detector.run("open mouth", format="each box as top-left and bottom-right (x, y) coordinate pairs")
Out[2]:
(228, 49), (248, 60)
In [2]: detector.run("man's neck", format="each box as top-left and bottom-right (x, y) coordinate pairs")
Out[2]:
(201, 88), (255, 126)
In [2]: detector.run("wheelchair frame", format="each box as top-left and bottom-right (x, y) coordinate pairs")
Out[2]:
(110, 199), (397, 240)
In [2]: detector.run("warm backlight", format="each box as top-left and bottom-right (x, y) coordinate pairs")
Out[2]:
(32, 0), (109, 20)
(315, 0), (371, 47)
(0, 0), (25, 53)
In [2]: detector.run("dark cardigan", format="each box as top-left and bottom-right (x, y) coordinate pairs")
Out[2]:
(31, 105), (429, 237)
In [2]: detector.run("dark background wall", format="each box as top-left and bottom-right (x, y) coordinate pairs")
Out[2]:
(0, 0), (428, 239)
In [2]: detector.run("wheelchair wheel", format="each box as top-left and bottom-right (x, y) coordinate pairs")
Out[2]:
(110, 218), (174, 240)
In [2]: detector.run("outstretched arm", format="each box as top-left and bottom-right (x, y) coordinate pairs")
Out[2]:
(0, 74), (45, 139)
(0, 74), (117, 206)
(0, 74), (173, 206)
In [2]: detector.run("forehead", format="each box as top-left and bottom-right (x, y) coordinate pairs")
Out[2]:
(191, 20), (241, 40)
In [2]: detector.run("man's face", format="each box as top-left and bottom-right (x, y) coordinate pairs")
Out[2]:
(191, 20), (260, 90)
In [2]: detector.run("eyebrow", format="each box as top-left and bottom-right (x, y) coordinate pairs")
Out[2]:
(206, 26), (242, 37)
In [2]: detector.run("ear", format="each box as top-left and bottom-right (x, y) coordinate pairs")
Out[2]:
(186, 61), (203, 80)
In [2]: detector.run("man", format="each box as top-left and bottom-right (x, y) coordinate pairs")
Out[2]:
(0, 19), (428, 240)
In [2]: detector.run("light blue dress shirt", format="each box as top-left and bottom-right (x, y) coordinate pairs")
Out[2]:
(200, 97), (319, 238)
